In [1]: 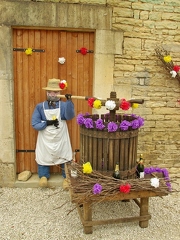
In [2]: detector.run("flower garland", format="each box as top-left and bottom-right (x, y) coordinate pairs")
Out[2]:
(77, 113), (144, 132)
(144, 166), (171, 190)
(155, 46), (180, 82)
(87, 98), (135, 110)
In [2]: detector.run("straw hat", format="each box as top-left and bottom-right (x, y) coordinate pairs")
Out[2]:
(42, 78), (67, 91)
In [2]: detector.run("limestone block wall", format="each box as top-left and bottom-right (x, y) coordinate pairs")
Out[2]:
(0, 0), (180, 186)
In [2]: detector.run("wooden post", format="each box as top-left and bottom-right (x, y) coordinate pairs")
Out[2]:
(83, 202), (93, 234)
(139, 197), (149, 228)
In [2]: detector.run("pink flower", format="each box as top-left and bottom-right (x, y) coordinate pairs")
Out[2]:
(119, 184), (131, 193)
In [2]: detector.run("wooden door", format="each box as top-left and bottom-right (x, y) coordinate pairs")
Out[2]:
(13, 29), (94, 173)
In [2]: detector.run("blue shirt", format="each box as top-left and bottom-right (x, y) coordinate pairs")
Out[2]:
(31, 100), (75, 131)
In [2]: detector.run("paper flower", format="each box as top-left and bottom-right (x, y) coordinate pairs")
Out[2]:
(173, 65), (180, 72)
(76, 114), (85, 125)
(170, 70), (177, 78)
(132, 103), (139, 109)
(88, 98), (95, 108)
(58, 57), (66, 64)
(119, 184), (131, 193)
(119, 120), (131, 131)
(150, 178), (159, 188)
(80, 47), (88, 55)
(93, 99), (102, 109)
(25, 48), (33, 56)
(84, 118), (94, 128)
(105, 100), (116, 110)
(92, 183), (102, 194)
(83, 162), (93, 174)
(120, 99), (130, 110)
(163, 55), (172, 63)
(59, 80), (67, 90)
(107, 122), (118, 132)
(95, 119), (105, 130)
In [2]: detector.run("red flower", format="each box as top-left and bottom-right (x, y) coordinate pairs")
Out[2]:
(119, 184), (131, 193)
(80, 47), (88, 55)
(120, 99), (130, 110)
(88, 98), (95, 108)
(59, 82), (65, 89)
(173, 65), (180, 72)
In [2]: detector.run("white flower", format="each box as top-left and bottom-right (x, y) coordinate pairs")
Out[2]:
(58, 57), (66, 64)
(170, 70), (177, 78)
(150, 178), (159, 188)
(105, 100), (116, 110)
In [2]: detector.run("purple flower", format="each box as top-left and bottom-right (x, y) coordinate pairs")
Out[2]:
(92, 183), (102, 194)
(84, 118), (94, 129)
(76, 114), (85, 125)
(107, 122), (118, 132)
(120, 120), (131, 131)
(137, 116), (144, 127)
(131, 119), (140, 129)
(95, 119), (105, 130)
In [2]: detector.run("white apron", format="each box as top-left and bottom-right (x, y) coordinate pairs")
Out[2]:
(35, 102), (72, 165)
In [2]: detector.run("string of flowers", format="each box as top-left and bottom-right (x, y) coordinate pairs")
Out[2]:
(76, 113), (144, 132)
(144, 166), (171, 190)
(155, 46), (180, 82)
(88, 98), (134, 110)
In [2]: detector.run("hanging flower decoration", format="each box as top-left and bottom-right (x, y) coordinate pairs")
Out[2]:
(132, 103), (139, 109)
(163, 55), (172, 63)
(83, 162), (93, 174)
(92, 183), (102, 194)
(119, 184), (131, 193)
(80, 47), (88, 55)
(58, 57), (66, 64)
(95, 119), (105, 130)
(155, 46), (180, 82)
(150, 178), (159, 188)
(25, 48), (33, 56)
(120, 99), (131, 110)
(107, 122), (118, 132)
(144, 166), (171, 190)
(88, 98), (95, 108)
(93, 99), (102, 109)
(77, 113), (144, 133)
(59, 80), (67, 90)
(105, 100), (116, 110)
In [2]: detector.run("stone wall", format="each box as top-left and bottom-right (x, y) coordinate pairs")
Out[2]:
(0, 0), (180, 186)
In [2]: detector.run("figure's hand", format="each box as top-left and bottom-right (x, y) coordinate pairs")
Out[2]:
(65, 94), (72, 100)
(47, 119), (59, 127)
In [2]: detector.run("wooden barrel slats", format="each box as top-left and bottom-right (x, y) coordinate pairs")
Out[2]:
(79, 113), (139, 179)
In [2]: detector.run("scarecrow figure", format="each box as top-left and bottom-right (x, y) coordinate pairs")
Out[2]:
(31, 78), (75, 188)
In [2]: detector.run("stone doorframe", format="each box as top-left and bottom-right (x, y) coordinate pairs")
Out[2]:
(0, 2), (123, 186)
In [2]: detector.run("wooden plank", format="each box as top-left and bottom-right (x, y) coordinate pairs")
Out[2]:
(83, 214), (151, 227)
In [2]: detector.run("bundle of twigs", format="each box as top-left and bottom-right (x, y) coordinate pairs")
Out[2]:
(68, 163), (173, 200)
(155, 46), (180, 82)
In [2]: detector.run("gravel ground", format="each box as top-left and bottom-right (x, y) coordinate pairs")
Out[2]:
(0, 180), (180, 240)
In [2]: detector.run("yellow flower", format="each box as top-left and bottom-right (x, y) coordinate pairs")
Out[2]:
(132, 103), (139, 109)
(93, 99), (102, 109)
(25, 48), (33, 55)
(52, 116), (56, 120)
(83, 162), (93, 174)
(163, 55), (172, 63)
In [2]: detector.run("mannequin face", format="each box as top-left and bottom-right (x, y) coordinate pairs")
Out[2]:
(47, 91), (60, 102)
